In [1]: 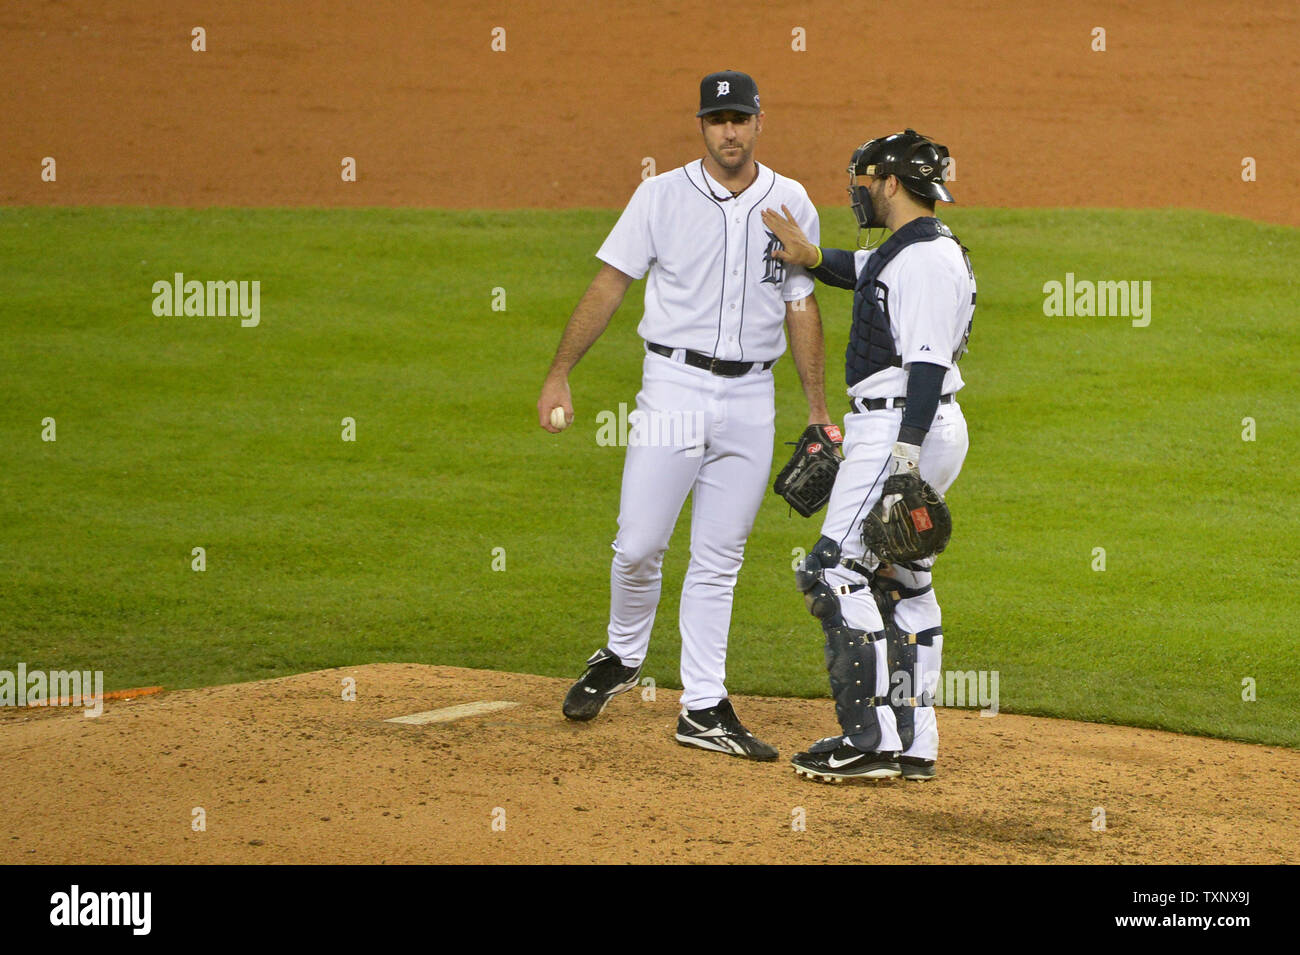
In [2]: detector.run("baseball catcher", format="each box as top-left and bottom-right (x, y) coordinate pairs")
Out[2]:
(761, 128), (976, 783)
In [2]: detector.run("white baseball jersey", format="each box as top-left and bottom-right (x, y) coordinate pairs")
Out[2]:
(847, 239), (975, 399)
(596, 161), (819, 362)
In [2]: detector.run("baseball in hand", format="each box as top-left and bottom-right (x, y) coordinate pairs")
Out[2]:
(550, 406), (569, 430)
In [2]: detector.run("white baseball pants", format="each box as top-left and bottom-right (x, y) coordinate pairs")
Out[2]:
(605, 350), (775, 711)
(819, 401), (969, 759)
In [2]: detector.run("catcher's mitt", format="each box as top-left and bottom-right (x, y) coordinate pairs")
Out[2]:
(773, 424), (843, 518)
(861, 472), (952, 562)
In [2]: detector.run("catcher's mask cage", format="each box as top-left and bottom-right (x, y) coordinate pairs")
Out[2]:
(847, 128), (954, 247)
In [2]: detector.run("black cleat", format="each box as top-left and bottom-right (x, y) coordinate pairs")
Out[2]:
(791, 742), (901, 782)
(675, 698), (778, 761)
(562, 648), (642, 722)
(900, 756), (936, 781)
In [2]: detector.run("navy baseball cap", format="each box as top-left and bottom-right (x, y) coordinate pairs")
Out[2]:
(697, 70), (760, 117)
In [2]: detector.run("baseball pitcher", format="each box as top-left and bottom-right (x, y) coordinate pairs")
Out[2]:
(537, 70), (829, 760)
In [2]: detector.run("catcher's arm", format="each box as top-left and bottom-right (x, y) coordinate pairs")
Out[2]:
(759, 205), (856, 289)
(889, 361), (947, 474)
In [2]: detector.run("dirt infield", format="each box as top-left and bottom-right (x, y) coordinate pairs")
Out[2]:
(2, 664), (1297, 864)
(4, 0), (1296, 224)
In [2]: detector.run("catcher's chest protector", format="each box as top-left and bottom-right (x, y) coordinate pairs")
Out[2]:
(844, 218), (968, 388)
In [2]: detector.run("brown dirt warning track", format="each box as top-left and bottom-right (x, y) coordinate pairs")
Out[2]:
(2, 665), (1298, 865)
(3, 1), (1298, 864)
(3, 0), (1297, 224)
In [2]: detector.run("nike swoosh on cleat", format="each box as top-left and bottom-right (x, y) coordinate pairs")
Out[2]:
(826, 754), (863, 768)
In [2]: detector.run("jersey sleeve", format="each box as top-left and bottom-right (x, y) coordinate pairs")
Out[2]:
(595, 179), (656, 280)
(895, 247), (964, 370)
(812, 249), (857, 288)
(781, 190), (819, 302)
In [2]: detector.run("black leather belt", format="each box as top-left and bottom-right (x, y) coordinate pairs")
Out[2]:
(647, 342), (775, 378)
(850, 394), (956, 413)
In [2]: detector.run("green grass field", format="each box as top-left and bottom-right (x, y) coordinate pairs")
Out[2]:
(2, 206), (1297, 746)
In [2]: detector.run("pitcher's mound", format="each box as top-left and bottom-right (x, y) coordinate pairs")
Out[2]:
(2, 663), (1296, 864)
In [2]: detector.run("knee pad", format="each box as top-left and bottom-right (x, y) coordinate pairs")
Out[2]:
(825, 625), (887, 752)
(794, 536), (841, 593)
(795, 536), (849, 624)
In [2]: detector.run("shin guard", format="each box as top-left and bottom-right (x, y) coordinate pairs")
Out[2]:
(825, 625), (888, 752)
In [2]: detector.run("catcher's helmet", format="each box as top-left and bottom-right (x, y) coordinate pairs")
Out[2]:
(849, 129), (953, 205)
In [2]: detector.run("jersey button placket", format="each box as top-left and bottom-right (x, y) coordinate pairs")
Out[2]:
(722, 215), (745, 358)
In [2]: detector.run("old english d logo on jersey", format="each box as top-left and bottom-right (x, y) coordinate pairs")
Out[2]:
(761, 230), (786, 285)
